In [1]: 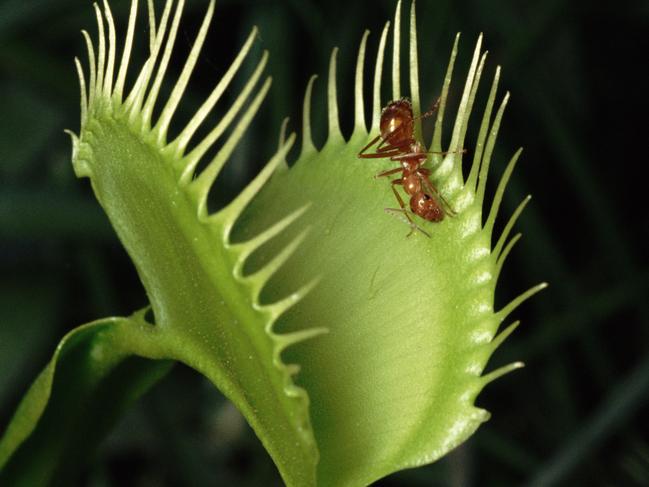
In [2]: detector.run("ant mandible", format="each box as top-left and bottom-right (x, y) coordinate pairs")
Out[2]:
(357, 97), (458, 237)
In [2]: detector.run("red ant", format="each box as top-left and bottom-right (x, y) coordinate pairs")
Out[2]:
(358, 97), (459, 237)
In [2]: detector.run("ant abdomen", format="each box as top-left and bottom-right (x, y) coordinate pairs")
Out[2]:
(411, 193), (444, 223)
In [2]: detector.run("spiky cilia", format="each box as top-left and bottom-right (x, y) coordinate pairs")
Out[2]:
(0, 0), (545, 486)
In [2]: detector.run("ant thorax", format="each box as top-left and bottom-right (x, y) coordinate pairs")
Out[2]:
(401, 159), (421, 172)
(401, 141), (427, 170)
(410, 140), (424, 154)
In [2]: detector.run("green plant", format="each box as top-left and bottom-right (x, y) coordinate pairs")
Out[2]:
(0, 0), (545, 485)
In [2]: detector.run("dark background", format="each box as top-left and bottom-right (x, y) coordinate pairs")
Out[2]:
(1, 0), (648, 485)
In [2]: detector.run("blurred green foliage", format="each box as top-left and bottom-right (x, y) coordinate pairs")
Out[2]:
(1, 0), (648, 485)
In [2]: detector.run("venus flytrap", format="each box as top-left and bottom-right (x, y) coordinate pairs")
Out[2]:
(0, 0), (545, 485)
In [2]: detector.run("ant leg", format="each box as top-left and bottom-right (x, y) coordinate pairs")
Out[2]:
(390, 152), (428, 162)
(374, 167), (402, 179)
(420, 176), (457, 216)
(385, 208), (432, 237)
(414, 97), (441, 121)
(385, 181), (431, 237)
(359, 149), (403, 159)
(390, 148), (466, 161)
(358, 129), (411, 158)
(357, 135), (383, 158)
(376, 137), (411, 153)
(358, 136), (405, 159)
(422, 148), (468, 156)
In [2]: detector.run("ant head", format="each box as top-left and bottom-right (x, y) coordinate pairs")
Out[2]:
(380, 99), (414, 145)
